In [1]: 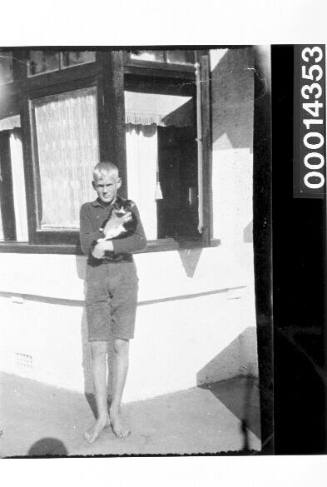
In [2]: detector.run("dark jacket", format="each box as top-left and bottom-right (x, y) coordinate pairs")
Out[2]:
(80, 196), (147, 263)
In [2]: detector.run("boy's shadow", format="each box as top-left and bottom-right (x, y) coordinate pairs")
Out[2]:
(75, 255), (115, 418)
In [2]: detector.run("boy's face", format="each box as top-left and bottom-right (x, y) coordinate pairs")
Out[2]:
(92, 171), (121, 204)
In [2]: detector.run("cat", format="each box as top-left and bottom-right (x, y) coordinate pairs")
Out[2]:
(90, 199), (138, 260)
(98, 199), (137, 241)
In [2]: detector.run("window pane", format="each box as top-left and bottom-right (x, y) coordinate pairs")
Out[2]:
(61, 50), (96, 68)
(129, 50), (165, 62)
(128, 50), (194, 65)
(33, 87), (99, 229)
(166, 50), (194, 65)
(125, 90), (199, 240)
(0, 50), (13, 84)
(28, 50), (60, 76)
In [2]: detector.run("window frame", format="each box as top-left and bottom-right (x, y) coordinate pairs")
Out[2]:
(124, 75), (199, 242)
(0, 48), (215, 254)
(123, 49), (213, 249)
(0, 129), (17, 240)
(123, 50), (196, 75)
(26, 78), (101, 245)
(26, 50), (97, 78)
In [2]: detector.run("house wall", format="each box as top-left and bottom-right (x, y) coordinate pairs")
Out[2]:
(211, 48), (254, 245)
(0, 48), (258, 402)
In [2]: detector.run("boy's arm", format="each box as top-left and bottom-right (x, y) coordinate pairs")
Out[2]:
(79, 204), (104, 255)
(111, 203), (147, 254)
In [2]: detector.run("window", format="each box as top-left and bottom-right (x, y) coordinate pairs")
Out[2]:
(31, 87), (99, 230)
(28, 50), (96, 76)
(123, 49), (208, 245)
(0, 48), (211, 252)
(28, 50), (60, 76)
(125, 90), (199, 240)
(61, 51), (96, 69)
(128, 50), (195, 65)
(0, 50), (13, 84)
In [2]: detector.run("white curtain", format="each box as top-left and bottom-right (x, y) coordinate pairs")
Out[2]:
(0, 201), (3, 240)
(34, 87), (99, 229)
(10, 131), (28, 241)
(126, 124), (158, 240)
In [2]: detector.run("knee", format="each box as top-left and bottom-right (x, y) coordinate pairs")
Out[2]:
(90, 341), (108, 359)
(113, 338), (129, 355)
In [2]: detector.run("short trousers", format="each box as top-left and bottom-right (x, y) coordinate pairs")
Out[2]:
(85, 261), (138, 341)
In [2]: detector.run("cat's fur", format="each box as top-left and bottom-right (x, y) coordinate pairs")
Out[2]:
(98, 198), (137, 241)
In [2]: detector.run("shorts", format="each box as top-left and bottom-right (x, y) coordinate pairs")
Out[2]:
(85, 261), (138, 341)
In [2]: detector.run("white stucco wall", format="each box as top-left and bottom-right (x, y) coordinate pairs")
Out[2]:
(0, 243), (257, 401)
(210, 47), (254, 245)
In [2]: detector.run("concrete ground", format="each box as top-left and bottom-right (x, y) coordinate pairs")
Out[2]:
(0, 372), (261, 457)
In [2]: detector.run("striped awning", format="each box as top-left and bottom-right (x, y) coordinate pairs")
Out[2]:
(125, 91), (194, 127)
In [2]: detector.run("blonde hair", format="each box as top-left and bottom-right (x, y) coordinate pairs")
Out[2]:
(93, 162), (119, 181)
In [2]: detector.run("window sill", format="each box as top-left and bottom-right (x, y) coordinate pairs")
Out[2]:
(0, 242), (80, 254)
(0, 238), (221, 255)
(144, 238), (221, 252)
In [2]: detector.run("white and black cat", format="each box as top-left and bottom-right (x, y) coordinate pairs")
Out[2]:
(98, 199), (137, 242)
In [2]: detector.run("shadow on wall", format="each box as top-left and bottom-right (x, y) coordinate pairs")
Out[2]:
(197, 327), (261, 442)
(243, 219), (253, 243)
(197, 326), (260, 443)
(177, 247), (203, 278)
(211, 48), (255, 150)
(197, 326), (258, 385)
(200, 376), (261, 442)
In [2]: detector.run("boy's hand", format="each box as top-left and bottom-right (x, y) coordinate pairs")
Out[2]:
(91, 240), (114, 259)
(92, 241), (106, 259)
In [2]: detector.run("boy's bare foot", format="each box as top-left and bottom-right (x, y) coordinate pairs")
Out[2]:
(109, 408), (131, 439)
(84, 415), (110, 444)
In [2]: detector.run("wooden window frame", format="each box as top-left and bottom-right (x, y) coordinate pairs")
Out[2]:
(26, 50), (97, 78)
(25, 78), (100, 246)
(123, 50), (195, 75)
(0, 48), (216, 254)
(123, 49), (213, 250)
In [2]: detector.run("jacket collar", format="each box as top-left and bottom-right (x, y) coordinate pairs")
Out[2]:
(91, 196), (124, 208)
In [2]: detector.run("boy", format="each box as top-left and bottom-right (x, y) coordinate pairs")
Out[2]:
(80, 162), (146, 442)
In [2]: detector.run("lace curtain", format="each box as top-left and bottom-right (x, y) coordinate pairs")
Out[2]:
(34, 87), (99, 229)
(126, 124), (158, 240)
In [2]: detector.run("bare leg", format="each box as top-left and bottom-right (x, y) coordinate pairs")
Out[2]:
(109, 338), (131, 438)
(84, 341), (110, 443)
